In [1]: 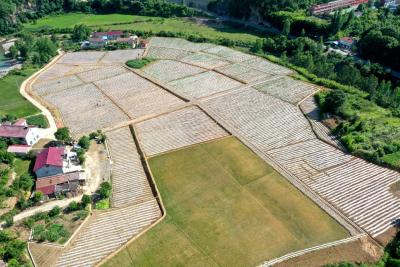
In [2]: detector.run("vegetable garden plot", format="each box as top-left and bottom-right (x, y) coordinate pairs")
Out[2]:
(241, 57), (294, 76)
(145, 46), (193, 60)
(168, 71), (242, 99)
(149, 37), (214, 51)
(136, 106), (229, 156)
(180, 52), (230, 69)
(202, 88), (316, 151)
(77, 65), (128, 83)
(43, 83), (128, 135)
(203, 45), (256, 62)
(36, 63), (76, 82)
(142, 59), (205, 82)
(95, 72), (184, 119)
(253, 77), (318, 104)
(216, 63), (275, 83)
(32, 75), (83, 96)
(57, 51), (106, 64)
(100, 49), (145, 64)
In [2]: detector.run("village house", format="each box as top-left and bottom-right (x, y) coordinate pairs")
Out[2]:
(7, 144), (32, 156)
(339, 36), (356, 50)
(92, 31), (124, 40)
(33, 146), (82, 178)
(35, 171), (85, 196)
(0, 119), (41, 146)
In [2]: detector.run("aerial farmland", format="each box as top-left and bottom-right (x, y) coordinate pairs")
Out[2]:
(24, 37), (400, 267)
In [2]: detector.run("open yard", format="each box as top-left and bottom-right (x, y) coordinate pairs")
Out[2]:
(102, 137), (349, 267)
(23, 13), (263, 43)
(0, 67), (39, 117)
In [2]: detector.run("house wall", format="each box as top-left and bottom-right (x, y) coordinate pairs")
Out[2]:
(35, 166), (63, 178)
(25, 128), (41, 146)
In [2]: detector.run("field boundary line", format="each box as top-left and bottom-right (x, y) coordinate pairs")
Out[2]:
(260, 234), (365, 266)
(95, 125), (167, 267)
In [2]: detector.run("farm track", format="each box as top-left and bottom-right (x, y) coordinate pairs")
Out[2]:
(27, 37), (398, 266)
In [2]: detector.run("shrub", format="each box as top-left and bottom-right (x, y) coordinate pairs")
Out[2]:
(67, 201), (79, 212)
(81, 194), (91, 208)
(22, 218), (35, 229)
(32, 224), (46, 242)
(95, 199), (109, 210)
(4, 215), (13, 227)
(126, 58), (154, 69)
(99, 182), (111, 199)
(48, 206), (61, 218)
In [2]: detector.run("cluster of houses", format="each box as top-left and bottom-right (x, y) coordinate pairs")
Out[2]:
(82, 31), (149, 49)
(0, 118), (85, 198)
(33, 146), (84, 198)
(311, 0), (399, 15)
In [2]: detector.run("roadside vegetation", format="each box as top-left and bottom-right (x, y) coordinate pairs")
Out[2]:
(126, 58), (154, 69)
(103, 137), (348, 267)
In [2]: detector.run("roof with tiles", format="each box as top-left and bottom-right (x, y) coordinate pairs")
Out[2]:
(33, 147), (65, 172)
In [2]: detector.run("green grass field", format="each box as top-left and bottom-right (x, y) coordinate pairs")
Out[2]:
(0, 67), (39, 117)
(23, 13), (263, 43)
(102, 137), (349, 267)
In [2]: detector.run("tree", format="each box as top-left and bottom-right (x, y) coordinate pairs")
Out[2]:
(324, 90), (347, 114)
(19, 173), (34, 191)
(34, 37), (58, 64)
(9, 45), (18, 59)
(67, 201), (79, 212)
(33, 191), (43, 203)
(55, 127), (71, 143)
(71, 24), (91, 42)
(99, 181), (111, 199)
(78, 136), (90, 151)
(81, 194), (91, 207)
(0, 150), (14, 164)
(282, 19), (291, 36)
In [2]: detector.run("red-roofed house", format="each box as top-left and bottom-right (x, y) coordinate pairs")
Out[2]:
(0, 120), (41, 145)
(36, 171), (83, 196)
(34, 147), (66, 178)
(339, 37), (356, 50)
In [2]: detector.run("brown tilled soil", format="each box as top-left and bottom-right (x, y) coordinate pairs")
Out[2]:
(29, 242), (63, 267)
(375, 226), (399, 246)
(275, 236), (383, 267)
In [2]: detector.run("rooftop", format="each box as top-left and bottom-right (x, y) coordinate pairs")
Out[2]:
(33, 147), (65, 172)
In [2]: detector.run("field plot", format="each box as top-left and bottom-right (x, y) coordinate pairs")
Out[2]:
(307, 159), (400, 237)
(32, 75), (83, 96)
(95, 72), (184, 119)
(100, 49), (144, 64)
(57, 51), (106, 64)
(36, 64), (77, 82)
(56, 199), (161, 267)
(149, 37), (214, 52)
(106, 127), (154, 207)
(77, 65), (127, 83)
(180, 52), (230, 69)
(241, 57), (294, 75)
(145, 46), (192, 60)
(203, 45), (256, 62)
(135, 106), (229, 156)
(216, 63), (275, 83)
(268, 139), (353, 181)
(142, 59), (205, 82)
(202, 88), (316, 151)
(103, 137), (348, 267)
(253, 76), (318, 104)
(42, 83), (128, 135)
(167, 71), (242, 99)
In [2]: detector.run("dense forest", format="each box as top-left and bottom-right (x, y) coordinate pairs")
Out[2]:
(0, 0), (201, 35)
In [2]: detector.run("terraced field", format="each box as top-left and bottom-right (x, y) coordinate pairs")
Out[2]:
(28, 37), (400, 266)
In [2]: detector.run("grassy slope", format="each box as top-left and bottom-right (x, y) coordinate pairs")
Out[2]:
(0, 67), (39, 117)
(103, 137), (348, 267)
(23, 13), (262, 43)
